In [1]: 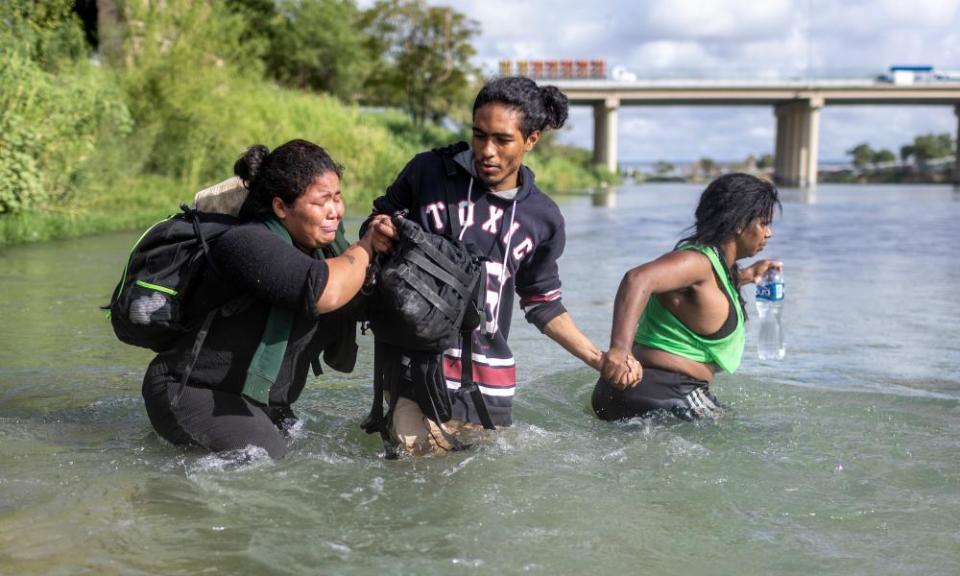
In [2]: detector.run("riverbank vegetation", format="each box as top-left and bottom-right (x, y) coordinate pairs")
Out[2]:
(626, 154), (775, 183)
(0, 1), (613, 247)
(820, 133), (956, 183)
(629, 132), (955, 185)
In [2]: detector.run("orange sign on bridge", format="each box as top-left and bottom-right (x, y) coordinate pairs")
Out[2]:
(499, 59), (606, 80)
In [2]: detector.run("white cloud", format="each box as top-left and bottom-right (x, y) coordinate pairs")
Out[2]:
(619, 115), (660, 137)
(361, 0), (960, 161)
(628, 41), (713, 70)
(643, 0), (793, 42)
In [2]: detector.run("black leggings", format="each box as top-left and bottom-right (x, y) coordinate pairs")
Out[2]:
(143, 367), (296, 459)
(591, 367), (723, 422)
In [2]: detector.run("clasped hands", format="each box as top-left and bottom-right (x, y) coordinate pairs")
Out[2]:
(600, 347), (643, 390)
(367, 214), (398, 255)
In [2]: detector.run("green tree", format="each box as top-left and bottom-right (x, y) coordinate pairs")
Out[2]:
(228, 0), (279, 25)
(698, 157), (717, 176)
(118, 0), (266, 185)
(226, 0), (280, 55)
(757, 153), (774, 170)
(846, 143), (875, 170)
(264, 0), (376, 101)
(900, 144), (914, 163)
(901, 133), (955, 167)
(363, 0), (479, 126)
(0, 0), (87, 69)
(653, 160), (674, 176)
(872, 148), (895, 165)
(0, 1), (131, 214)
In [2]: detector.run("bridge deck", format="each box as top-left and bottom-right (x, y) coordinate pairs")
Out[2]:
(551, 80), (960, 105)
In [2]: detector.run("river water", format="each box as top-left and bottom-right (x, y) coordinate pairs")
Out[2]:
(1, 183), (959, 575)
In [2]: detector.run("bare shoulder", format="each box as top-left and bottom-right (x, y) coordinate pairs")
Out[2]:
(632, 249), (714, 293)
(655, 249), (713, 275)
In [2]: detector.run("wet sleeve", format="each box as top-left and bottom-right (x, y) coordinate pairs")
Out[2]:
(212, 225), (328, 315)
(515, 207), (567, 331)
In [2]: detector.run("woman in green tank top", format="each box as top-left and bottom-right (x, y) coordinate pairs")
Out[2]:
(592, 173), (782, 421)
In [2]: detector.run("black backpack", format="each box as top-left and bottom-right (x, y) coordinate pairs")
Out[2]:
(108, 202), (354, 407)
(108, 204), (238, 352)
(361, 214), (495, 457)
(365, 215), (484, 351)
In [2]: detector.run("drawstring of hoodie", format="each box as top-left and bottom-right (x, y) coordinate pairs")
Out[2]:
(495, 199), (517, 334)
(458, 178), (473, 242)
(460, 176), (517, 335)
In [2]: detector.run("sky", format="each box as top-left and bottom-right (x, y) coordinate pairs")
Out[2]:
(362, 0), (960, 163)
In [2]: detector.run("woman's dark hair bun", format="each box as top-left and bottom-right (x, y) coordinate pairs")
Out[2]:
(540, 85), (569, 130)
(233, 144), (270, 186)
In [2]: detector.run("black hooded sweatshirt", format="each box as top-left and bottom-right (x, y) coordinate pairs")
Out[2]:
(365, 142), (567, 426)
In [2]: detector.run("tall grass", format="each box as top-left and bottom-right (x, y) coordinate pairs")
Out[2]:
(0, 0), (611, 248)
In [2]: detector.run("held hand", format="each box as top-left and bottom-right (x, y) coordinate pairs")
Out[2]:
(601, 348), (643, 390)
(366, 214), (397, 254)
(615, 354), (643, 389)
(742, 259), (783, 284)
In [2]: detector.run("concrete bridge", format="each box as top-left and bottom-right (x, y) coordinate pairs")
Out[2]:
(551, 79), (960, 187)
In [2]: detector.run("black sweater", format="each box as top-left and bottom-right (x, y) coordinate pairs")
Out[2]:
(366, 143), (567, 425)
(146, 222), (355, 406)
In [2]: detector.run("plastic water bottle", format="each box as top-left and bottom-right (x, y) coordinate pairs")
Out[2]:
(755, 267), (785, 360)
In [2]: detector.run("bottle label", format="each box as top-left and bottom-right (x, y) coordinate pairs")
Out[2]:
(756, 281), (784, 302)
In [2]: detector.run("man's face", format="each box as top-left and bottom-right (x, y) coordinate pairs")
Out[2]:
(471, 103), (540, 192)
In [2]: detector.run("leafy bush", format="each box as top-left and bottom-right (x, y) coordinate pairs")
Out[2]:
(0, 0), (87, 69)
(114, 0), (411, 209)
(201, 84), (415, 210)
(367, 109), (466, 151)
(526, 141), (619, 193)
(0, 0), (609, 244)
(265, 0), (375, 101)
(0, 52), (132, 214)
(116, 0), (266, 187)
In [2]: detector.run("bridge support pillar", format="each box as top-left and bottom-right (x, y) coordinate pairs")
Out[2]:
(593, 97), (619, 174)
(954, 105), (960, 186)
(774, 98), (822, 188)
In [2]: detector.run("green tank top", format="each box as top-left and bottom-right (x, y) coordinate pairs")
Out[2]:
(633, 244), (745, 373)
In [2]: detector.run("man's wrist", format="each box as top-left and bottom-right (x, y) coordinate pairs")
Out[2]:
(589, 349), (604, 370)
(354, 236), (374, 260)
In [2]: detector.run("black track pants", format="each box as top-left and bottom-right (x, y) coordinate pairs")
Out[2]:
(143, 369), (295, 459)
(591, 367), (723, 422)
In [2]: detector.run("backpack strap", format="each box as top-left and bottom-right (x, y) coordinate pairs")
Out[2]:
(183, 204), (224, 277)
(405, 239), (475, 293)
(397, 215), (475, 289)
(168, 208), (355, 407)
(458, 330), (496, 430)
(362, 343), (473, 457)
(169, 307), (219, 408)
(361, 340), (402, 459)
(400, 264), (461, 323)
(240, 218), (296, 404)
(168, 207), (235, 407)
